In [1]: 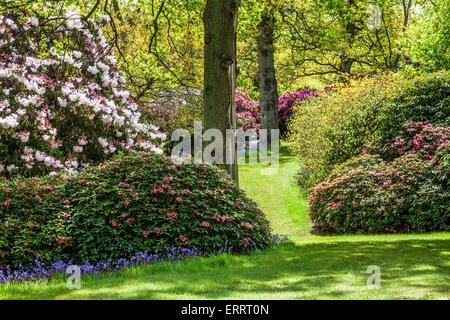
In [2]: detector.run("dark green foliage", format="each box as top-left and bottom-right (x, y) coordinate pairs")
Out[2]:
(0, 153), (272, 267)
(0, 177), (72, 268)
(376, 72), (450, 143)
(308, 153), (449, 235)
(309, 122), (449, 234)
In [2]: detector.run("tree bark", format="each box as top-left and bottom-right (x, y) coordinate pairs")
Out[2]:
(257, 7), (279, 139)
(203, 0), (240, 184)
(339, 55), (354, 74)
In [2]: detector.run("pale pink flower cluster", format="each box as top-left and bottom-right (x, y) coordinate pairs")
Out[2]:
(0, 11), (166, 176)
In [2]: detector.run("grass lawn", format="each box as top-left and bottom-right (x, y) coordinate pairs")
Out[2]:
(1, 144), (449, 300)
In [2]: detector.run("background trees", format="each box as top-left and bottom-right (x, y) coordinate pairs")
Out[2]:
(406, 0), (450, 71)
(278, 0), (412, 82)
(257, 1), (280, 138)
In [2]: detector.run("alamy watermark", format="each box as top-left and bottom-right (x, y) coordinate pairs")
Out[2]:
(170, 121), (279, 175)
(367, 5), (381, 30)
(66, 265), (81, 290)
(366, 265), (381, 289)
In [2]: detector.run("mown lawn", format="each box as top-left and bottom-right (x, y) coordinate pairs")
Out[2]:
(1, 144), (449, 300)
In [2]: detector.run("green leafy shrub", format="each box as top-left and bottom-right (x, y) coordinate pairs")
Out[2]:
(0, 177), (71, 268)
(431, 141), (450, 189)
(308, 122), (450, 234)
(323, 71), (449, 181)
(308, 154), (449, 234)
(289, 71), (449, 189)
(376, 71), (450, 143)
(0, 153), (272, 267)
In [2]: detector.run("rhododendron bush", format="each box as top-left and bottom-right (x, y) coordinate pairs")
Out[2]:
(365, 122), (449, 162)
(235, 88), (260, 136)
(0, 9), (164, 177)
(308, 122), (449, 234)
(235, 88), (321, 138)
(0, 152), (272, 268)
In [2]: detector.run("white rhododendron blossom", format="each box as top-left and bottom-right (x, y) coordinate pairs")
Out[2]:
(0, 10), (165, 177)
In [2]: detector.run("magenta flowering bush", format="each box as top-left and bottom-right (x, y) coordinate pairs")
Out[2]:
(235, 88), (260, 135)
(235, 88), (322, 138)
(0, 9), (164, 177)
(0, 152), (272, 267)
(365, 122), (449, 162)
(278, 89), (321, 137)
(308, 122), (450, 234)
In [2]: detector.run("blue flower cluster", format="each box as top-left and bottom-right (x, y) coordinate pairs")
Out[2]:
(0, 234), (288, 283)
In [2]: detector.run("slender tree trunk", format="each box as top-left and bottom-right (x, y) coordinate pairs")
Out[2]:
(339, 0), (356, 78)
(339, 55), (353, 74)
(203, 0), (240, 184)
(257, 7), (279, 139)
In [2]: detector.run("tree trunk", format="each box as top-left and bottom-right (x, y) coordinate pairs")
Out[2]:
(339, 55), (353, 75)
(257, 8), (279, 139)
(203, 0), (240, 184)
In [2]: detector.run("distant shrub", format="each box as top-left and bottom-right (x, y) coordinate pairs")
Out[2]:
(278, 90), (321, 138)
(140, 88), (203, 153)
(235, 88), (261, 136)
(141, 88), (261, 144)
(0, 153), (272, 267)
(235, 88), (322, 138)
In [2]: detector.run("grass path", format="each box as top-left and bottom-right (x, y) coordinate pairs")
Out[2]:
(239, 144), (310, 238)
(1, 145), (449, 299)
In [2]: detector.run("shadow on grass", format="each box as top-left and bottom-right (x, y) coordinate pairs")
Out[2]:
(8, 238), (448, 300)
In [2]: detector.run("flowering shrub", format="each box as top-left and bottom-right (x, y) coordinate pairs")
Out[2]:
(308, 122), (450, 234)
(0, 9), (163, 177)
(278, 89), (321, 137)
(288, 73), (403, 187)
(235, 88), (260, 135)
(308, 154), (449, 234)
(139, 88), (203, 153)
(0, 152), (272, 268)
(323, 72), (449, 185)
(365, 122), (449, 162)
(234, 88), (321, 138)
(0, 176), (72, 269)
